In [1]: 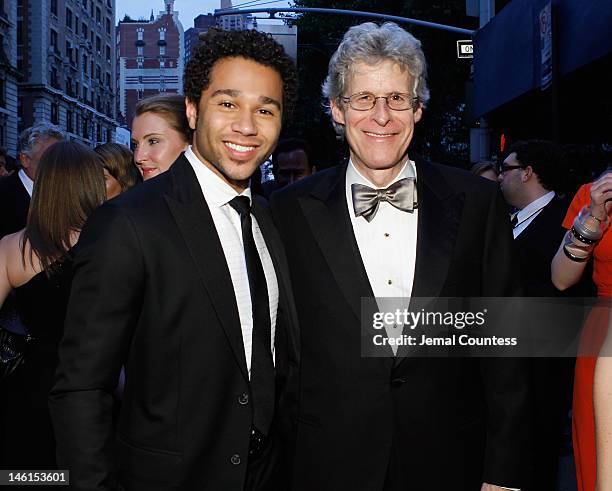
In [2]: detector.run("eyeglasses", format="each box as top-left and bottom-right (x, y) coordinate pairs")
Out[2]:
(340, 92), (419, 111)
(498, 164), (525, 174)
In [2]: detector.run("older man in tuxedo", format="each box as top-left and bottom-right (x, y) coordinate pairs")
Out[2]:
(271, 22), (530, 491)
(50, 29), (299, 491)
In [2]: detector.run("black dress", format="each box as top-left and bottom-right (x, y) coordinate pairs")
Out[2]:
(0, 258), (73, 468)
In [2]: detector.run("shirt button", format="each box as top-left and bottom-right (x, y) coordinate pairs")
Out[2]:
(384, 233), (390, 237)
(231, 454), (241, 465)
(387, 279), (393, 285)
(238, 393), (249, 405)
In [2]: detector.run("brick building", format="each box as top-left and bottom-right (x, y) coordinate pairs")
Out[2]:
(117, 0), (184, 126)
(17, 0), (118, 147)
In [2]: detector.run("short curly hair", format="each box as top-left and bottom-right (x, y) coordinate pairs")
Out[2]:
(184, 28), (297, 122)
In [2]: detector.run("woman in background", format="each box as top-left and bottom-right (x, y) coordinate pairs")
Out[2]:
(0, 141), (105, 468)
(130, 93), (191, 180)
(95, 142), (141, 199)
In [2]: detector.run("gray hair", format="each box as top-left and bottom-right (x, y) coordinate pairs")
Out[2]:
(322, 22), (430, 135)
(18, 123), (65, 156)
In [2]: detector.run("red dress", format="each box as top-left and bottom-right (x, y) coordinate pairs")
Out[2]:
(563, 183), (612, 491)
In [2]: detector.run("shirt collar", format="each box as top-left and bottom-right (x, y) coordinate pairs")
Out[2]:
(517, 190), (555, 220)
(346, 158), (417, 189)
(18, 169), (34, 197)
(184, 146), (251, 208)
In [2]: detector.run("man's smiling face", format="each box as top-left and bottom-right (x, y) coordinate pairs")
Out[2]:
(331, 60), (422, 179)
(186, 56), (284, 192)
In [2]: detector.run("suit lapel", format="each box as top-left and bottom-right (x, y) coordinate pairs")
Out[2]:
(251, 197), (300, 359)
(411, 160), (464, 298)
(395, 160), (464, 364)
(299, 164), (375, 323)
(164, 155), (249, 381)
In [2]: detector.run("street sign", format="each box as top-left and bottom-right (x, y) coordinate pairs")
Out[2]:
(457, 40), (474, 58)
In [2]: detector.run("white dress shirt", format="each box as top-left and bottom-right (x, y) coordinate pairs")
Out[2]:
(185, 147), (278, 376)
(346, 160), (418, 352)
(512, 190), (555, 238)
(18, 169), (34, 197)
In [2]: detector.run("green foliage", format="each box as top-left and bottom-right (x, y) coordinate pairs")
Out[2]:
(288, 0), (478, 168)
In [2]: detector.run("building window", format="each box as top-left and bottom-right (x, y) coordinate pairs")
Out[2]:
(96, 36), (101, 53)
(137, 46), (143, 56)
(66, 76), (73, 96)
(106, 72), (111, 88)
(82, 54), (88, 74)
(96, 7), (101, 24)
(106, 18), (111, 35)
(83, 118), (89, 139)
(96, 123), (101, 142)
(0, 78), (5, 108)
(50, 29), (58, 51)
(137, 89), (144, 100)
(159, 59), (164, 68)
(66, 8), (73, 29)
(51, 102), (59, 124)
(50, 67), (59, 88)
(137, 29), (143, 41)
(82, 23), (87, 39)
(106, 127), (111, 143)
(159, 46), (165, 56)
(96, 64), (101, 81)
(51, 0), (58, 16)
(67, 109), (73, 133)
(82, 0), (87, 9)
(105, 45), (110, 62)
(159, 28), (165, 40)
(75, 16), (79, 34)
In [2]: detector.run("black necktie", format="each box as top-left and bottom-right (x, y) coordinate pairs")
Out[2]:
(351, 178), (418, 223)
(510, 213), (519, 228)
(229, 196), (274, 436)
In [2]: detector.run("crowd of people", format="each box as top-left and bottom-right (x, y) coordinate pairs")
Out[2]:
(0, 22), (611, 491)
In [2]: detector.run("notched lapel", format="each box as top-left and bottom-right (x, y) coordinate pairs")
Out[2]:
(164, 157), (249, 381)
(251, 199), (300, 361)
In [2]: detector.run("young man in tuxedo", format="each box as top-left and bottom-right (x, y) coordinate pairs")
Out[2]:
(271, 22), (530, 491)
(50, 29), (299, 491)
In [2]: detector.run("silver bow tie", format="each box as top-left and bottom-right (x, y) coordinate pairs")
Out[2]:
(351, 178), (418, 223)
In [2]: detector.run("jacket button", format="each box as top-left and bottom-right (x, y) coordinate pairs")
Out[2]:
(390, 377), (406, 388)
(231, 454), (241, 465)
(238, 393), (249, 405)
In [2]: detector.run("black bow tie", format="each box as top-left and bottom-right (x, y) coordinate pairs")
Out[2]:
(351, 178), (418, 222)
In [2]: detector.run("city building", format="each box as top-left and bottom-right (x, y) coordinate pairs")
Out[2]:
(217, 0), (249, 31)
(117, 0), (184, 126)
(17, 0), (118, 147)
(184, 13), (215, 64)
(0, 0), (19, 156)
(256, 22), (297, 61)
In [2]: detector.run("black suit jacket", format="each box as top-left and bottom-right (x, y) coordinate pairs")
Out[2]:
(270, 160), (531, 491)
(50, 155), (300, 491)
(514, 195), (570, 296)
(0, 172), (30, 238)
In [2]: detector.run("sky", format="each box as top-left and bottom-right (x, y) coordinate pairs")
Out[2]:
(116, 0), (292, 30)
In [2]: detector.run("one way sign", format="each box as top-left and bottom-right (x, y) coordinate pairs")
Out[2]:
(457, 40), (474, 59)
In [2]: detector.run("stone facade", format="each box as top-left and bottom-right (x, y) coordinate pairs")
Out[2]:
(17, 0), (118, 148)
(0, 0), (20, 156)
